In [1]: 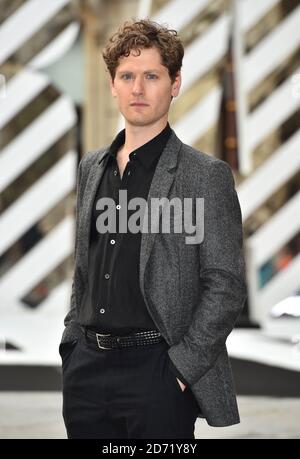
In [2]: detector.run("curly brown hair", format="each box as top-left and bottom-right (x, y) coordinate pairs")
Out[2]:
(102, 18), (184, 83)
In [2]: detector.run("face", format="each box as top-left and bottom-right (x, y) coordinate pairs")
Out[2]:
(109, 47), (181, 127)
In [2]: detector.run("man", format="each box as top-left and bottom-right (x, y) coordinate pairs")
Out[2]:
(59, 18), (247, 439)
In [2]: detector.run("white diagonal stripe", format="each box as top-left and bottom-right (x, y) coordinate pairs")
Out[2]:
(152, 0), (210, 30)
(0, 0), (70, 65)
(246, 68), (300, 154)
(0, 151), (76, 256)
(248, 190), (300, 266)
(0, 69), (49, 129)
(240, 0), (281, 31)
(245, 6), (300, 91)
(0, 96), (77, 192)
(174, 86), (222, 145)
(0, 216), (74, 301)
(238, 130), (300, 220)
(179, 14), (230, 95)
(29, 21), (80, 70)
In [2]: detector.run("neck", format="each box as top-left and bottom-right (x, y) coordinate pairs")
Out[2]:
(119, 118), (169, 157)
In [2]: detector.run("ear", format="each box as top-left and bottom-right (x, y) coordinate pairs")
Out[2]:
(109, 75), (117, 98)
(171, 71), (181, 98)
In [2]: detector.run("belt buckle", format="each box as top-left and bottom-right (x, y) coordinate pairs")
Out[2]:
(96, 333), (112, 350)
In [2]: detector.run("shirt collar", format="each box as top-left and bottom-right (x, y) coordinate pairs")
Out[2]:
(107, 122), (172, 170)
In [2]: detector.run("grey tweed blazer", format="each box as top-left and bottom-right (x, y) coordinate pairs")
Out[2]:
(60, 128), (247, 427)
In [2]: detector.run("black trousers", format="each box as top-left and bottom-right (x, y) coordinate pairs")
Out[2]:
(60, 331), (199, 439)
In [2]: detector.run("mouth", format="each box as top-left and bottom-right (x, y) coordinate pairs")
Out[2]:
(130, 103), (149, 106)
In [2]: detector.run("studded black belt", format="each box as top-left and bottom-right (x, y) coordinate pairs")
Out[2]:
(82, 327), (164, 350)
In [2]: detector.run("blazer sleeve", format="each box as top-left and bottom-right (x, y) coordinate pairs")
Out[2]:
(61, 156), (84, 343)
(167, 160), (247, 386)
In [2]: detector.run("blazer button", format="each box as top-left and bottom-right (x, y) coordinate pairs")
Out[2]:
(100, 308), (105, 314)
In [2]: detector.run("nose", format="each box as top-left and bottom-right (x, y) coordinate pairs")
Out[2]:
(132, 76), (144, 96)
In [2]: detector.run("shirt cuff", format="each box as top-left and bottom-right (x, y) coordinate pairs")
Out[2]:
(168, 358), (189, 386)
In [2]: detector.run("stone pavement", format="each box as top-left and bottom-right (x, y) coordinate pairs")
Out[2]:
(0, 393), (299, 439)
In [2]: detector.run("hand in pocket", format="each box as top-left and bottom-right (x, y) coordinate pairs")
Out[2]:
(176, 377), (186, 392)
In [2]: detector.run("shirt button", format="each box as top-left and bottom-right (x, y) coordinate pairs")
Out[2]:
(116, 204), (121, 210)
(105, 273), (110, 279)
(110, 239), (115, 245)
(113, 170), (118, 175)
(100, 308), (105, 314)
(128, 170), (131, 176)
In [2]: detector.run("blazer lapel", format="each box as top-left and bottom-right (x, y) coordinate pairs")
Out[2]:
(79, 149), (109, 281)
(139, 130), (182, 302)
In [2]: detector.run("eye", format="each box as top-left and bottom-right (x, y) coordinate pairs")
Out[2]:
(147, 74), (158, 79)
(121, 74), (132, 80)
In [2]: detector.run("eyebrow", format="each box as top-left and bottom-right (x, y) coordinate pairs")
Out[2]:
(117, 69), (161, 75)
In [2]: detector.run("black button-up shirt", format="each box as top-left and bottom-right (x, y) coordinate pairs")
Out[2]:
(78, 121), (188, 386)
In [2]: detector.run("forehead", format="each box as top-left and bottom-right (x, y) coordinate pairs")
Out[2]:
(116, 47), (165, 72)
